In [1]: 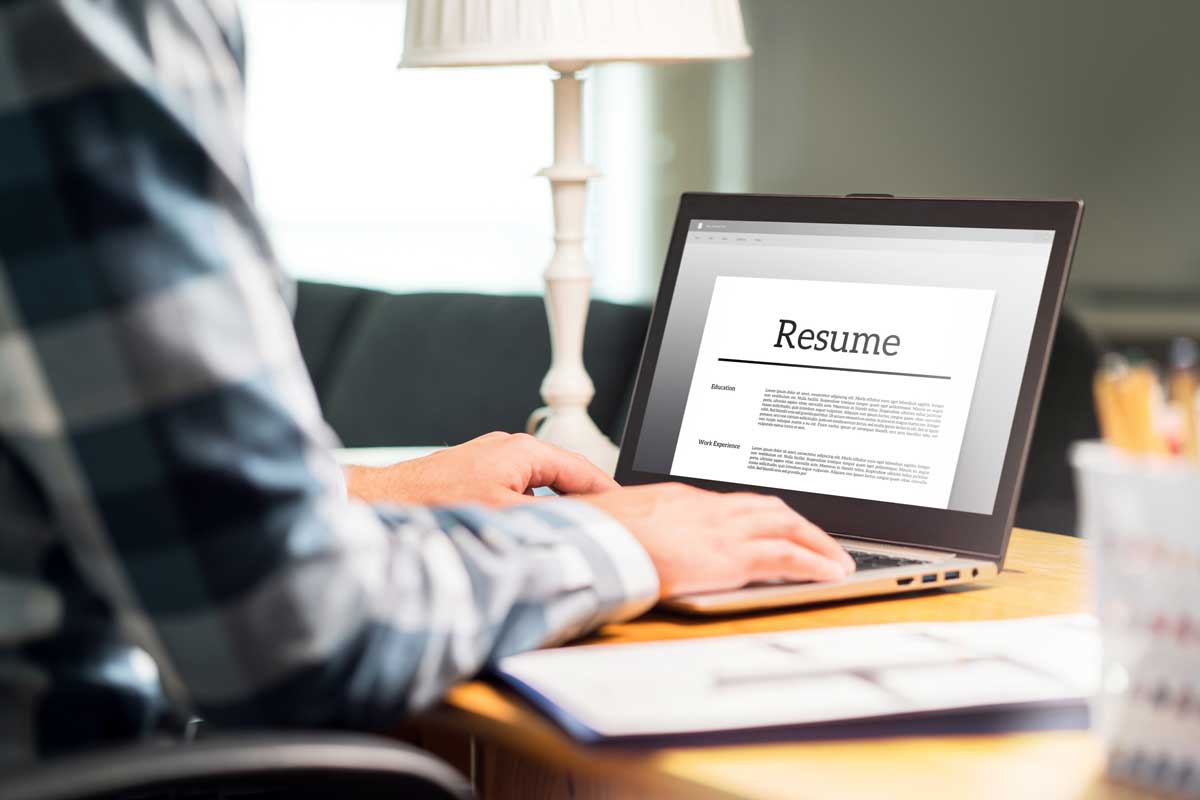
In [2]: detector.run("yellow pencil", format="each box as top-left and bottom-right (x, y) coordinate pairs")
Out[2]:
(1094, 355), (1136, 453)
(1122, 364), (1170, 456)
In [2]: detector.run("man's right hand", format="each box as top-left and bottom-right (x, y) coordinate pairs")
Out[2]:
(580, 483), (856, 598)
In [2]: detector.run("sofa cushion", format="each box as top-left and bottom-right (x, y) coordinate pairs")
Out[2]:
(295, 283), (650, 447)
(292, 282), (373, 401)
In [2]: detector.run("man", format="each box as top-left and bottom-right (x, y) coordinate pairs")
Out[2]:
(0, 0), (853, 767)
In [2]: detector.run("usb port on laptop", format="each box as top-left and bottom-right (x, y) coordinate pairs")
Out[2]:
(921, 574), (937, 584)
(944, 570), (960, 580)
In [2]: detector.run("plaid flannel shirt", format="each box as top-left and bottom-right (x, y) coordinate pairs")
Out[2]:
(0, 0), (657, 767)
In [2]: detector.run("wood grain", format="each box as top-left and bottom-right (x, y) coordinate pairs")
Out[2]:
(411, 530), (1129, 800)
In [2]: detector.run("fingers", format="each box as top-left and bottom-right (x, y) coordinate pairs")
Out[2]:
(731, 495), (856, 573)
(742, 539), (848, 583)
(763, 513), (856, 573)
(509, 434), (619, 496)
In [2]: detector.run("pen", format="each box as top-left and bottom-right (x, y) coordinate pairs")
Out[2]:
(1167, 337), (1199, 462)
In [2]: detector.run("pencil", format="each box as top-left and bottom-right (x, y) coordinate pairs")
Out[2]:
(1094, 354), (1136, 453)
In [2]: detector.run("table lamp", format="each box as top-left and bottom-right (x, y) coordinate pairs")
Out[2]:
(399, 0), (751, 473)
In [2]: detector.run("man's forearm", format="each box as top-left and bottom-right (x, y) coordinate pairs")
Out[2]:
(180, 497), (658, 728)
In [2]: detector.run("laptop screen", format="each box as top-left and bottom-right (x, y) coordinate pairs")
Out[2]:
(631, 219), (1056, 515)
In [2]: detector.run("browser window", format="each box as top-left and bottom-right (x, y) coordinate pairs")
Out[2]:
(632, 220), (1055, 514)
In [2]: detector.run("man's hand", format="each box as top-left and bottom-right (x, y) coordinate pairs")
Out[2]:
(346, 435), (855, 597)
(344, 432), (618, 507)
(581, 483), (856, 597)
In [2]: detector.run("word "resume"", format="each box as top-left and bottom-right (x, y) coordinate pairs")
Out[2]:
(670, 276), (995, 509)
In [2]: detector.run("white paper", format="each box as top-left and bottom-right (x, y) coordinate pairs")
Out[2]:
(498, 615), (1099, 738)
(670, 277), (995, 509)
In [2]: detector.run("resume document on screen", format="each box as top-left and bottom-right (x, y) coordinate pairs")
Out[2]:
(670, 277), (996, 509)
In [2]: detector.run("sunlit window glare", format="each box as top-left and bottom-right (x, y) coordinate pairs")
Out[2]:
(241, 0), (652, 302)
(243, 0), (553, 296)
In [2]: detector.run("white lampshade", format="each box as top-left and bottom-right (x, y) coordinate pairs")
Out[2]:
(399, 0), (751, 68)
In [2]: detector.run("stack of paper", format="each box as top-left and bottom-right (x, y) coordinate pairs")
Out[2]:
(497, 615), (1099, 742)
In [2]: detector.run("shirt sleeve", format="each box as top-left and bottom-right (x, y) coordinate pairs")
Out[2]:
(0, 1), (657, 732)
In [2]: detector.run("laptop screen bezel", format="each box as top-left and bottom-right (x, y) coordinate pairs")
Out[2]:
(614, 193), (1084, 566)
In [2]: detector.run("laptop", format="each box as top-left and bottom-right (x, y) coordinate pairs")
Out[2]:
(615, 193), (1083, 614)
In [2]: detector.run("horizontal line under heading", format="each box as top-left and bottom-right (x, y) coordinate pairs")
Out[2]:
(717, 357), (952, 381)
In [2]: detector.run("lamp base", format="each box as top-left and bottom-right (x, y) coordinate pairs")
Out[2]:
(527, 406), (619, 475)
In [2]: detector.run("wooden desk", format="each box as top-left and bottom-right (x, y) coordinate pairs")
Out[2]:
(408, 529), (1138, 800)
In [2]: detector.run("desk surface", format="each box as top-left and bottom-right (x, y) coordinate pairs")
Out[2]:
(416, 529), (1142, 800)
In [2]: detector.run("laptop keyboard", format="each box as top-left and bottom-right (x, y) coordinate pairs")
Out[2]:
(847, 550), (928, 571)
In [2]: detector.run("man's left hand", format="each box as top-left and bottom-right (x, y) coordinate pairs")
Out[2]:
(343, 432), (618, 507)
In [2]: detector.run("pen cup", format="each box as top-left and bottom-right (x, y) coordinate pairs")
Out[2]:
(1071, 441), (1200, 796)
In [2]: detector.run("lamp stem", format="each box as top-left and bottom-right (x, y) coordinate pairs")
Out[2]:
(528, 65), (619, 473)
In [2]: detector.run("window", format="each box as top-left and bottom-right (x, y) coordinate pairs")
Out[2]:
(241, 0), (654, 302)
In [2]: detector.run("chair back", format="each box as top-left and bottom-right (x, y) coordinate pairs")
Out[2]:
(0, 733), (474, 800)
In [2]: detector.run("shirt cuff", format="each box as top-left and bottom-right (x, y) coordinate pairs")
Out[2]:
(539, 498), (660, 623)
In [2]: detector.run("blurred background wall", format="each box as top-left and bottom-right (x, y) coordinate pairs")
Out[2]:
(641, 0), (1200, 354)
(244, 0), (1198, 353)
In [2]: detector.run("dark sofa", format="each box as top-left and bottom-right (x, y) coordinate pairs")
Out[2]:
(293, 281), (1098, 535)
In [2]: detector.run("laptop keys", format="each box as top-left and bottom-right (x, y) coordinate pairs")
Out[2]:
(846, 550), (927, 571)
